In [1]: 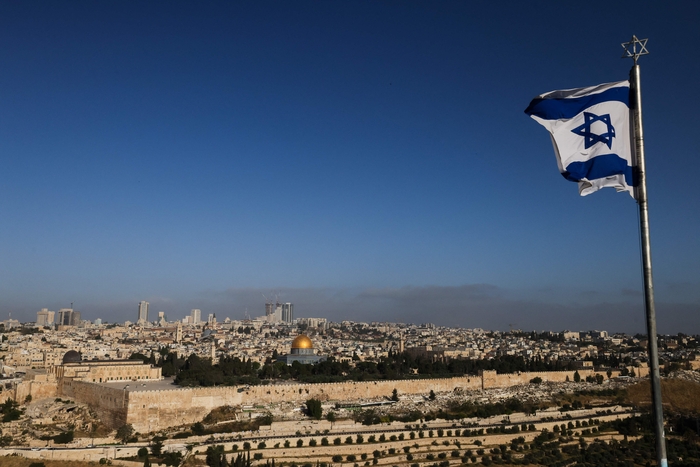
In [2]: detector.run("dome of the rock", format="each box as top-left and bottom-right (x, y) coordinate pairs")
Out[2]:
(291, 335), (313, 349)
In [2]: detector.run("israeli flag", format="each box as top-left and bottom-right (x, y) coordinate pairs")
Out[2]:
(525, 81), (635, 197)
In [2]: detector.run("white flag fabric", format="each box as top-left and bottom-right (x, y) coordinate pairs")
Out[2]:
(525, 81), (635, 197)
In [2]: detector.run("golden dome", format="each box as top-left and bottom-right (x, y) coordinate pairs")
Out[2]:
(291, 335), (313, 349)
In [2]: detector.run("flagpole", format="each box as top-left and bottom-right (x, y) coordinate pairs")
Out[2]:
(624, 35), (668, 467)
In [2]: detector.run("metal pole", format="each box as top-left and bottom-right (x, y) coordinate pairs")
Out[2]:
(630, 61), (668, 467)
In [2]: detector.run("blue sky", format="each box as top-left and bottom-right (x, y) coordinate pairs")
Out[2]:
(1, 2), (699, 333)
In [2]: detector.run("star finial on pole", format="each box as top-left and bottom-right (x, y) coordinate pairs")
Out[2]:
(622, 35), (649, 64)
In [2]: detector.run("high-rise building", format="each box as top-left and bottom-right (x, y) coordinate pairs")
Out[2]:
(57, 308), (70, 325)
(281, 303), (294, 323)
(57, 308), (79, 326)
(190, 309), (201, 325)
(265, 302), (275, 319)
(138, 301), (149, 323)
(36, 308), (55, 326)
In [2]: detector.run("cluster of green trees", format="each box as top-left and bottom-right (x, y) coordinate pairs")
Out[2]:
(141, 350), (585, 387)
(194, 413), (699, 467)
(205, 447), (277, 467)
(0, 398), (22, 422)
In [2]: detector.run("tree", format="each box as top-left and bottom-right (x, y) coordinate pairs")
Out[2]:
(206, 445), (225, 467)
(326, 411), (336, 424)
(391, 388), (399, 402)
(1, 398), (21, 422)
(192, 422), (206, 435)
(573, 371), (581, 383)
(429, 390), (436, 401)
(53, 431), (74, 444)
(306, 398), (322, 419)
(116, 424), (134, 444)
(151, 438), (164, 456)
(138, 447), (149, 458)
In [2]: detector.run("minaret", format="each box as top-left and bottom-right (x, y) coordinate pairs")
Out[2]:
(176, 323), (183, 343)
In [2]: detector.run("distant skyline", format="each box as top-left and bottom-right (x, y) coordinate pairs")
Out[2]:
(1, 2), (699, 333)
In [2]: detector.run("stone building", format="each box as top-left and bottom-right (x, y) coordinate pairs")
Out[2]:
(52, 351), (162, 383)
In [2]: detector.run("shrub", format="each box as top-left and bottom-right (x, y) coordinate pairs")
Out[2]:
(306, 398), (323, 420)
(53, 431), (74, 444)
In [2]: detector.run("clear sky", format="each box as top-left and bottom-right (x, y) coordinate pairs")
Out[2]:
(1, 1), (698, 333)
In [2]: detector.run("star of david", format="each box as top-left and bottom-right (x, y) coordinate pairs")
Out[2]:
(571, 112), (615, 149)
(621, 35), (649, 63)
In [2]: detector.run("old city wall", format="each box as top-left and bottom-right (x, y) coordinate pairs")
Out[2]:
(77, 367), (649, 433)
(238, 376), (484, 404)
(122, 377), (484, 433)
(483, 369), (596, 388)
(125, 387), (244, 433)
(12, 379), (58, 402)
(62, 380), (129, 429)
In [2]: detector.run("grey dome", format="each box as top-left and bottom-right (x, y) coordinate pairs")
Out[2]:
(62, 350), (82, 364)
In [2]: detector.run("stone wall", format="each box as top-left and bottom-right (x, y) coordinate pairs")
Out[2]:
(66, 367), (641, 433)
(12, 379), (58, 402)
(125, 386), (243, 433)
(482, 369), (619, 388)
(62, 380), (129, 428)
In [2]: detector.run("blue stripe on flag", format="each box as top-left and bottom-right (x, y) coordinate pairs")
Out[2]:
(525, 86), (629, 120)
(562, 154), (634, 186)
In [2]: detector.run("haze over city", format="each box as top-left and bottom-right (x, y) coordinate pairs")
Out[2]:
(1, 2), (699, 333)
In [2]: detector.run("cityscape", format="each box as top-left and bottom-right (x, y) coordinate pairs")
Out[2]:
(1, 301), (699, 465)
(2, 2), (700, 467)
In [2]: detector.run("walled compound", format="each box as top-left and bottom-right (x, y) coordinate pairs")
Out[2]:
(9, 356), (648, 433)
